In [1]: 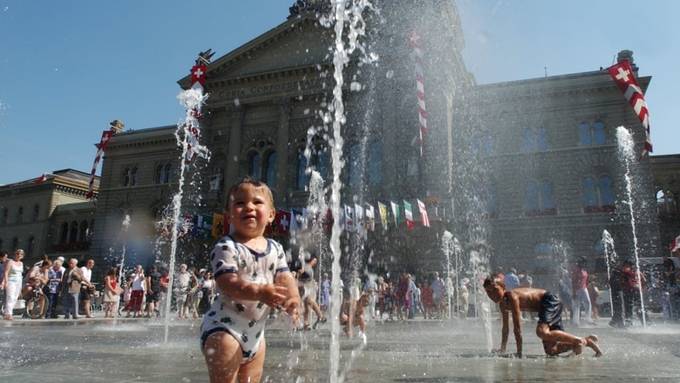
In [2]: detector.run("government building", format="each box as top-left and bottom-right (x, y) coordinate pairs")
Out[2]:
(1, 1), (673, 285)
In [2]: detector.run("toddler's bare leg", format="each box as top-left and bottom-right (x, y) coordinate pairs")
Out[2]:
(239, 340), (267, 383)
(203, 332), (241, 383)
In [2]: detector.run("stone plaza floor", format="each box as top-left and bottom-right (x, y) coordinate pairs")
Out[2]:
(2, 315), (680, 382)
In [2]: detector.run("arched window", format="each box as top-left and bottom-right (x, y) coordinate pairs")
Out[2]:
(264, 151), (277, 185)
(521, 128), (549, 152)
(164, 163), (173, 183)
(26, 236), (35, 256)
(16, 206), (23, 224)
(1, 207), (7, 224)
(593, 122), (606, 145)
(525, 180), (556, 216)
(60, 222), (69, 244)
(69, 221), (79, 243)
(155, 164), (164, 184)
(296, 151), (309, 190)
(579, 121), (606, 146)
(79, 220), (89, 242)
(130, 167), (138, 186)
(367, 140), (383, 186)
(583, 175), (615, 212)
(123, 167), (130, 186)
(11, 237), (18, 251)
(248, 151), (262, 180)
(33, 204), (40, 222)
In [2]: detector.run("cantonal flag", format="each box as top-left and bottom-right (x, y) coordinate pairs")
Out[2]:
(417, 199), (430, 227)
(403, 200), (415, 230)
(378, 202), (389, 230)
(390, 201), (401, 227)
(365, 203), (375, 231)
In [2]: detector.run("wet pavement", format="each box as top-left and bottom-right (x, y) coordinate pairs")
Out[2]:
(1, 316), (679, 382)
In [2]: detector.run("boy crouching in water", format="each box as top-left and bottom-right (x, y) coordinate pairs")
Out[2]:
(201, 178), (301, 383)
(483, 276), (602, 358)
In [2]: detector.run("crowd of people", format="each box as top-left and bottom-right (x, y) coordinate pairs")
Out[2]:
(0, 248), (223, 321)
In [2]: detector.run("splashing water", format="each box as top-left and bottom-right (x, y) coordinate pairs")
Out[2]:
(118, 214), (131, 286)
(163, 77), (211, 343)
(324, 1), (374, 382)
(616, 126), (646, 327)
(602, 230), (618, 317)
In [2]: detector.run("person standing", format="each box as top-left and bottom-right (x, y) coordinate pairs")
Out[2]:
(159, 268), (170, 318)
(125, 265), (145, 318)
(504, 268), (520, 291)
(621, 260), (645, 326)
(198, 271), (215, 315)
(79, 259), (95, 318)
(300, 251), (325, 329)
(320, 273), (331, 313)
(46, 260), (64, 318)
(3, 249), (25, 320)
(571, 260), (593, 326)
(145, 265), (162, 318)
(174, 264), (191, 319)
(103, 267), (121, 318)
(431, 272), (446, 319)
(62, 258), (83, 320)
(0, 251), (8, 314)
(363, 276), (378, 321)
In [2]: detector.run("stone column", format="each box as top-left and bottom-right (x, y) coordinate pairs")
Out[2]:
(225, 106), (245, 190)
(276, 98), (291, 206)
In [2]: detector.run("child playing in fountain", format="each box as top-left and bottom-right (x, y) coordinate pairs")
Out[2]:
(340, 290), (369, 342)
(483, 276), (602, 358)
(200, 177), (301, 383)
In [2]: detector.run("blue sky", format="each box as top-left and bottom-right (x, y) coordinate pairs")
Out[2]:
(1, 0), (678, 185)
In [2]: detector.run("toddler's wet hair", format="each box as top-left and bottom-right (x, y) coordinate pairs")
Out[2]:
(227, 176), (275, 210)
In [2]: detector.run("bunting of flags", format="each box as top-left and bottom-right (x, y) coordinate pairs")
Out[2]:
(170, 198), (440, 242)
(408, 30), (427, 157)
(607, 60), (652, 156)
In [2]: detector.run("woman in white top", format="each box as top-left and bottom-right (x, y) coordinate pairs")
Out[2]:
(3, 249), (25, 320)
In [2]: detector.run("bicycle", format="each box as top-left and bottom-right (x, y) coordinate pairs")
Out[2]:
(22, 286), (47, 319)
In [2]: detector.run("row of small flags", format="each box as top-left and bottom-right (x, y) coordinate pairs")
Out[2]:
(269, 199), (432, 238)
(173, 199), (435, 240)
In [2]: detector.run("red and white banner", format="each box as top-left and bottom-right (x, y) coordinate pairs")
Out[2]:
(417, 199), (430, 227)
(85, 130), (114, 199)
(409, 30), (427, 157)
(607, 60), (652, 156)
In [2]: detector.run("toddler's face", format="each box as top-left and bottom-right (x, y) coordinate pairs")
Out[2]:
(229, 183), (275, 238)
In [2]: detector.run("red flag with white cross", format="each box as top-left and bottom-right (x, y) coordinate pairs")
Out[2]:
(191, 64), (207, 86)
(607, 60), (652, 156)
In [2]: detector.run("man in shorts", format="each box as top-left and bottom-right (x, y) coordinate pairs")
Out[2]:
(483, 276), (602, 358)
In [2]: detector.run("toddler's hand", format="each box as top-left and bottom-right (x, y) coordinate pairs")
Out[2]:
(259, 284), (288, 308)
(283, 296), (301, 323)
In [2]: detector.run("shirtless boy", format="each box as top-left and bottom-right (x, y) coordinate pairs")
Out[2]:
(483, 276), (602, 358)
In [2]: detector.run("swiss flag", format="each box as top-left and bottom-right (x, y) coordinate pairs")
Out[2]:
(270, 210), (291, 237)
(191, 64), (207, 85)
(34, 174), (47, 184)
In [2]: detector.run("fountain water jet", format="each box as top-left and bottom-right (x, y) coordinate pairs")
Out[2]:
(602, 230), (618, 317)
(163, 67), (211, 343)
(616, 126), (646, 327)
(118, 214), (131, 287)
